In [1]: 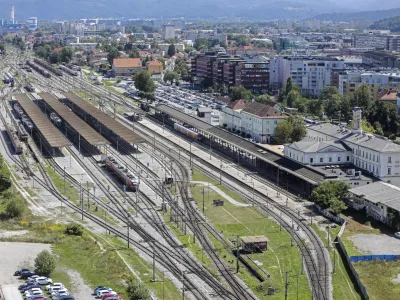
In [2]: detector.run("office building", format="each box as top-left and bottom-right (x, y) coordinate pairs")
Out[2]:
(162, 25), (175, 40)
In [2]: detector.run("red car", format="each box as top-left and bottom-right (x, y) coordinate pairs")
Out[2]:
(102, 293), (121, 300)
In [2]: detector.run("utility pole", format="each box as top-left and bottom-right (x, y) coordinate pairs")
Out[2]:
(296, 274), (299, 300)
(284, 271), (289, 300)
(152, 243), (156, 282)
(202, 188), (205, 214)
(63, 166), (66, 193)
(181, 270), (185, 300)
(80, 182), (83, 220)
(236, 235), (240, 273)
(162, 272), (165, 300)
(333, 248), (336, 274)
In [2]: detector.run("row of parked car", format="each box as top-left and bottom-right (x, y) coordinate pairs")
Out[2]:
(15, 268), (73, 300)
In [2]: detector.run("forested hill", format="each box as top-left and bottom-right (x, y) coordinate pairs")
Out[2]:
(370, 16), (400, 33)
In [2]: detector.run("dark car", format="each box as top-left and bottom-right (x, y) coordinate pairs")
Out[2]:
(18, 281), (36, 290)
(21, 284), (41, 292)
(20, 271), (36, 279)
(58, 296), (74, 300)
(14, 268), (30, 276)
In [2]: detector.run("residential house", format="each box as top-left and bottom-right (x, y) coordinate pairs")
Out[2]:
(112, 58), (142, 77)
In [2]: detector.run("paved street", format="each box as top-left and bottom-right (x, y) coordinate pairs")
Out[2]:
(2, 284), (23, 300)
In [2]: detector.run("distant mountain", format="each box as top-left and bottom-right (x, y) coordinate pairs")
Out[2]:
(370, 16), (400, 32)
(312, 8), (400, 22)
(0, 0), (358, 21)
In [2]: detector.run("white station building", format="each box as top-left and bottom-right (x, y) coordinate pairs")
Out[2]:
(284, 107), (400, 179)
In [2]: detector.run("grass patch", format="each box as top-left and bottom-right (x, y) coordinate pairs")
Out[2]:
(354, 261), (400, 300)
(192, 168), (245, 204)
(190, 169), (310, 299)
(311, 224), (362, 300)
(104, 235), (182, 299)
(103, 80), (115, 87)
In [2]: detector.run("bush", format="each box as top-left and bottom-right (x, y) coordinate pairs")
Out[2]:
(246, 134), (251, 138)
(116, 79), (121, 84)
(65, 223), (83, 236)
(34, 250), (56, 277)
(4, 197), (26, 219)
(241, 132), (246, 137)
(126, 277), (151, 300)
(223, 123), (227, 128)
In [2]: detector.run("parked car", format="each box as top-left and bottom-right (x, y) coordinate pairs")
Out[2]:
(25, 288), (43, 298)
(51, 288), (68, 298)
(35, 277), (53, 285)
(46, 283), (63, 291)
(52, 291), (69, 300)
(57, 296), (74, 300)
(395, 232), (400, 239)
(102, 291), (118, 299)
(97, 289), (113, 298)
(48, 286), (64, 294)
(21, 284), (42, 293)
(14, 268), (30, 276)
(19, 281), (36, 290)
(20, 271), (36, 279)
(93, 286), (106, 295)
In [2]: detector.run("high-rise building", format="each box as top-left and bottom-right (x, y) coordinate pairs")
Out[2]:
(10, 4), (14, 24)
(27, 17), (37, 30)
(162, 25), (175, 40)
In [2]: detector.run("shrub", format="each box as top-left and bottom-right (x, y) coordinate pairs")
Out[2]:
(4, 197), (26, 219)
(126, 277), (151, 300)
(241, 132), (246, 137)
(34, 250), (56, 277)
(223, 123), (227, 128)
(65, 223), (83, 236)
(246, 134), (251, 138)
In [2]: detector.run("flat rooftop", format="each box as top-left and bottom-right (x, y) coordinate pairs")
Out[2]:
(63, 92), (145, 144)
(39, 92), (110, 146)
(14, 93), (71, 148)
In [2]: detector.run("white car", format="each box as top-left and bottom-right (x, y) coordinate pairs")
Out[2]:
(97, 289), (113, 298)
(28, 275), (40, 281)
(51, 288), (68, 298)
(24, 289), (42, 298)
(395, 232), (400, 239)
(35, 276), (53, 285)
(49, 286), (64, 294)
(52, 292), (69, 300)
(46, 283), (63, 291)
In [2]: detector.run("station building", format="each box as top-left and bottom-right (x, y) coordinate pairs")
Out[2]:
(284, 107), (400, 180)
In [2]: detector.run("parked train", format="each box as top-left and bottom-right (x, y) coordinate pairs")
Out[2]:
(33, 58), (63, 76)
(174, 123), (203, 141)
(24, 83), (35, 92)
(14, 103), (34, 131)
(6, 124), (23, 154)
(3, 71), (14, 84)
(18, 124), (28, 141)
(104, 156), (139, 192)
(59, 65), (79, 76)
(50, 112), (62, 126)
(26, 60), (51, 78)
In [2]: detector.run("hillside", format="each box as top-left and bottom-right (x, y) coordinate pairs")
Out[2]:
(370, 16), (400, 32)
(312, 8), (400, 22)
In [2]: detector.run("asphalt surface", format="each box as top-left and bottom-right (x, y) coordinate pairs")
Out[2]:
(2, 284), (23, 300)
(351, 234), (400, 254)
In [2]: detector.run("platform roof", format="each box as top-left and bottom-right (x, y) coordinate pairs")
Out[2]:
(39, 93), (110, 146)
(155, 104), (324, 184)
(14, 93), (71, 148)
(63, 92), (145, 144)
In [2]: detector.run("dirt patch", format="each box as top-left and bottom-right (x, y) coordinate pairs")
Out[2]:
(0, 230), (29, 239)
(350, 234), (400, 254)
(65, 269), (93, 300)
(392, 274), (400, 284)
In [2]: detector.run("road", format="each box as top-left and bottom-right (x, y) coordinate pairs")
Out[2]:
(2, 284), (23, 300)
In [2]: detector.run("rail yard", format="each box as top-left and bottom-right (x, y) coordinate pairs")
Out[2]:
(0, 48), (336, 300)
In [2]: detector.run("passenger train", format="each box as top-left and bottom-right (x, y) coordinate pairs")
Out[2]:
(4, 72), (14, 84)
(6, 124), (23, 154)
(14, 103), (34, 131)
(33, 58), (63, 76)
(18, 124), (28, 142)
(174, 123), (203, 141)
(104, 156), (139, 192)
(26, 60), (51, 78)
(58, 65), (79, 76)
(50, 112), (62, 126)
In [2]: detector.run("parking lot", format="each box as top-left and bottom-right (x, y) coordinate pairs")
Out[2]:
(0, 242), (51, 299)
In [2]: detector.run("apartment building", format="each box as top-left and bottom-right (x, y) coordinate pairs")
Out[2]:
(352, 33), (400, 51)
(192, 52), (269, 93)
(338, 71), (400, 97)
(162, 25), (175, 40)
(362, 51), (400, 69)
(269, 55), (362, 96)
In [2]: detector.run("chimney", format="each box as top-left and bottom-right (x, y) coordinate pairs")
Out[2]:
(10, 4), (14, 24)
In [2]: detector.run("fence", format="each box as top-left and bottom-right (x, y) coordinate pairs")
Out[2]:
(315, 204), (345, 224)
(336, 236), (370, 300)
(350, 255), (400, 262)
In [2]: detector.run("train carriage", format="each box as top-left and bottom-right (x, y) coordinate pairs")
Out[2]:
(104, 156), (139, 192)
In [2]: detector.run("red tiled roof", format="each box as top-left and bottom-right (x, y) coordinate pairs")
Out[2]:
(146, 61), (162, 66)
(227, 99), (246, 110)
(242, 102), (287, 118)
(379, 90), (398, 101)
(113, 58), (141, 68)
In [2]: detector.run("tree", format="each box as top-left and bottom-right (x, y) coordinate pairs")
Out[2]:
(107, 47), (120, 65)
(273, 116), (306, 144)
(0, 155), (11, 192)
(194, 38), (211, 51)
(230, 86), (253, 101)
(285, 77), (294, 96)
(308, 99), (324, 117)
(373, 121), (384, 136)
(293, 97), (309, 113)
(65, 223), (83, 236)
(129, 49), (140, 58)
(367, 101), (400, 136)
(49, 51), (60, 64)
(319, 86), (339, 101)
(163, 71), (180, 85)
(352, 83), (372, 111)
(286, 90), (301, 108)
(4, 197), (26, 219)
(34, 250), (56, 277)
(126, 277), (151, 300)
(167, 44), (176, 57)
(324, 94), (342, 119)
(134, 71), (155, 99)
(311, 181), (349, 215)
(60, 47), (73, 63)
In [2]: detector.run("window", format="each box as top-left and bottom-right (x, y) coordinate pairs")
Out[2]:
(310, 158), (314, 164)
(388, 168), (392, 175)
(373, 154), (375, 161)
(388, 157), (392, 163)
(320, 157), (323, 163)
(347, 156), (350, 161)
(329, 157), (332, 162)
(377, 156), (380, 163)
(338, 157), (341, 162)
(274, 120), (278, 124)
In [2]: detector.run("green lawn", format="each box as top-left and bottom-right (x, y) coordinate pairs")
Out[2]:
(311, 224), (362, 300)
(190, 169), (311, 300)
(354, 261), (400, 300)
